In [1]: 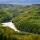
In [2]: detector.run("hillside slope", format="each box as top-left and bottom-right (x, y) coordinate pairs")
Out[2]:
(0, 4), (40, 40)
(0, 4), (40, 33)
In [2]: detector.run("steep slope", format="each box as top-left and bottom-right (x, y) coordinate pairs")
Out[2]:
(12, 4), (40, 34)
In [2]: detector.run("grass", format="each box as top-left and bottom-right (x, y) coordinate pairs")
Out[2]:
(0, 25), (40, 40)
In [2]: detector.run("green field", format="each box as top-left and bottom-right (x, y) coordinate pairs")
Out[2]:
(0, 4), (40, 40)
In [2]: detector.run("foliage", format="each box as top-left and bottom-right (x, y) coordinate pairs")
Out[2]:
(0, 25), (40, 40)
(0, 4), (40, 40)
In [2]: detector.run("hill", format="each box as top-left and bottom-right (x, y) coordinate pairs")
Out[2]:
(0, 4), (40, 40)
(0, 24), (40, 40)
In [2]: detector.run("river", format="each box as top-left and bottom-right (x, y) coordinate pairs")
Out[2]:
(1, 22), (20, 32)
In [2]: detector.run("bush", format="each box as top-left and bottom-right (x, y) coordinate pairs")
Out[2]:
(12, 17), (40, 34)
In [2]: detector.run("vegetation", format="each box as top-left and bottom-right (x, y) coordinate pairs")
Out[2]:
(0, 25), (40, 40)
(0, 4), (40, 40)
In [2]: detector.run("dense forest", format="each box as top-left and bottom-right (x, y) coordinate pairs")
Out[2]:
(0, 4), (40, 40)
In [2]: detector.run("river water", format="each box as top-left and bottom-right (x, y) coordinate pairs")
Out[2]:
(2, 22), (20, 32)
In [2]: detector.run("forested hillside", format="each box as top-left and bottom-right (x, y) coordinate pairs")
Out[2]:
(0, 4), (40, 40)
